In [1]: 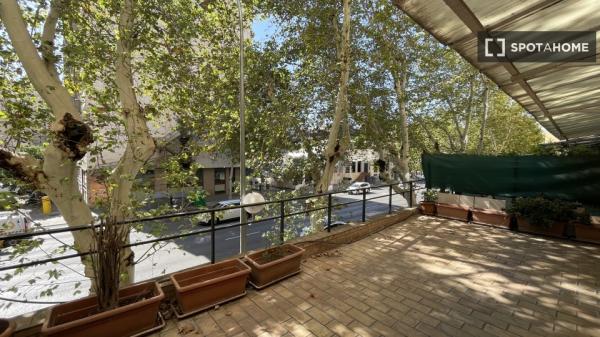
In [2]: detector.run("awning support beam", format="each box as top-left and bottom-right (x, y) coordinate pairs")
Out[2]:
(442, 0), (568, 140)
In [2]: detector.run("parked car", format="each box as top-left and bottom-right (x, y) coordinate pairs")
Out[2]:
(323, 220), (347, 230)
(196, 200), (248, 225)
(0, 209), (32, 248)
(346, 182), (371, 195)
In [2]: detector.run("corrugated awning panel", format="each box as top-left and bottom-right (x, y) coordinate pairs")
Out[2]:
(394, 0), (600, 141)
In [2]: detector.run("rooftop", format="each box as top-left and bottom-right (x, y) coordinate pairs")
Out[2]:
(152, 215), (600, 337)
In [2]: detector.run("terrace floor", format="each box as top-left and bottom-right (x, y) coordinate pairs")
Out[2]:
(154, 215), (600, 337)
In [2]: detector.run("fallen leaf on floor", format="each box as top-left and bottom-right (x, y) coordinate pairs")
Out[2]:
(178, 323), (196, 335)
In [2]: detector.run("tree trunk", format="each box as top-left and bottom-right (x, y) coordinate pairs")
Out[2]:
(0, 0), (96, 280)
(459, 77), (475, 152)
(228, 166), (234, 199)
(477, 84), (490, 154)
(393, 70), (410, 184)
(110, 0), (156, 284)
(315, 0), (352, 194)
(379, 169), (404, 194)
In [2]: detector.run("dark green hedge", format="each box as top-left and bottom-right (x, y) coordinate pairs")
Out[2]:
(422, 153), (600, 206)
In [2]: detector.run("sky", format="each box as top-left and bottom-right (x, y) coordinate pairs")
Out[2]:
(251, 16), (277, 44)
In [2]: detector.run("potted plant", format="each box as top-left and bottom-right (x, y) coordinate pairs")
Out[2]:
(245, 243), (305, 289)
(471, 197), (510, 229)
(436, 192), (471, 221)
(171, 258), (250, 317)
(0, 319), (15, 337)
(572, 208), (600, 244)
(509, 197), (577, 238)
(41, 220), (165, 337)
(420, 190), (437, 215)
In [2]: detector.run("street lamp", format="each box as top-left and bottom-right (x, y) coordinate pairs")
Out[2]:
(237, 0), (247, 253)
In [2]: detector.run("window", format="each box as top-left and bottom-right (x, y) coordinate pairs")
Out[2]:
(364, 163), (369, 173)
(345, 166), (350, 173)
(352, 162), (356, 173)
(357, 161), (362, 173)
(215, 168), (226, 193)
(215, 169), (226, 184)
(196, 168), (204, 187)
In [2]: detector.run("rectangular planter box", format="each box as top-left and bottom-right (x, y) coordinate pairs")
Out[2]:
(42, 282), (164, 337)
(436, 203), (469, 221)
(245, 244), (305, 289)
(171, 259), (250, 315)
(517, 217), (566, 238)
(471, 209), (510, 229)
(574, 223), (600, 244)
(419, 202), (436, 215)
(0, 319), (14, 337)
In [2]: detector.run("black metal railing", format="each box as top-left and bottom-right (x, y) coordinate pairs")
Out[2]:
(0, 179), (425, 272)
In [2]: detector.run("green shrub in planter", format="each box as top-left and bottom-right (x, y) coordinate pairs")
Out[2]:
(573, 207), (591, 225)
(508, 197), (578, 228)
(423, 189), (438, 202)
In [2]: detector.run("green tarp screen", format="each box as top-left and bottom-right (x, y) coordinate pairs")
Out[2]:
(422, 154), (600, 206)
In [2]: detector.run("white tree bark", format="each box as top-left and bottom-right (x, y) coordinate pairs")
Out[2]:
(477, 83), (490, 154)
(460, 78), (475, 152)
(0, 0), (96, 278)
(109, 0), (156, 283)
(1, 0), (155, 287)
(315, 0), (352, 194)
(393, 70), (410, 184)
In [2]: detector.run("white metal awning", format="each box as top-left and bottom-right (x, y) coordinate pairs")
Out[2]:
(393, 0), (600, 141)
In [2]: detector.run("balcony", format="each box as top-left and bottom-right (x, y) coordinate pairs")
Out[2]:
(149, 214), (600, 337)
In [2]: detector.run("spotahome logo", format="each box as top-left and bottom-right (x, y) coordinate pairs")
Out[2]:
(478, 31), (597, 63)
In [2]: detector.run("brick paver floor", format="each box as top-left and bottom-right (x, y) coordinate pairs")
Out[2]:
(155, 215), (600, 337)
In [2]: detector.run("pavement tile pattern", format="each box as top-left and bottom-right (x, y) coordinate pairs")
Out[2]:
(154, 215), (600, 337)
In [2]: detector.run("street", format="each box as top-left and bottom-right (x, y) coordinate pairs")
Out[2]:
(0, 186), (419, 317)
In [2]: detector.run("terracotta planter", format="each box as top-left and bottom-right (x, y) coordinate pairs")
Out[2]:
(0, 319), (15, 337)
(245, 244), (305, 289)
(574, 223), (600, 244)
(517, 217), (566, 238)
(171, 259), (250, 316)
(419, 202), (436, 215)
(471, 209), (510, 229)
(436, 203), (469, 221)
(42, 281), (164, 337)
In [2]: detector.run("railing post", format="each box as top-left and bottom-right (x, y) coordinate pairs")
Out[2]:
(362, 188), (366, 222)
(389, 184), (392, 214)
(327, 194), (332, 232)
(409, 181), (414, 208)
(211, 210), (216, 264)
(279, 200), (285, 244)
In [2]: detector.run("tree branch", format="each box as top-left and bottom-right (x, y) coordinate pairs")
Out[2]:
(0, 149), (45, 187)
(461, 76), (475, 152)
(109, 0), (156, 220)
(0, 0), (81, 126)
(41, 0), (66, 80)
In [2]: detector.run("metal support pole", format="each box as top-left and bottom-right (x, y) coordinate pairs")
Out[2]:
(237, 0), (247, 254)
(389, 184), (392, 214)
(279, 200), (285, 244)
(362, 188), (366, 222)
(409, 181), (414, 208)
(327, 194), (332, 232)
(210, 210), (216, 264)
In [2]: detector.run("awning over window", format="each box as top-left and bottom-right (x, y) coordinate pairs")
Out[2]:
(394, 0), (600, 141)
